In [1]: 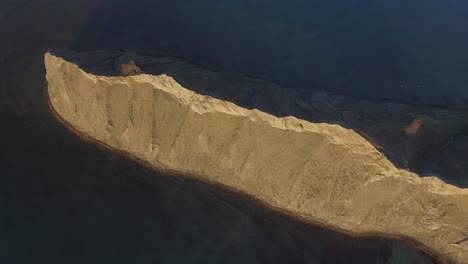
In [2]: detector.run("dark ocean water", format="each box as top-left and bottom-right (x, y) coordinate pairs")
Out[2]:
(71, 0), (468, 108)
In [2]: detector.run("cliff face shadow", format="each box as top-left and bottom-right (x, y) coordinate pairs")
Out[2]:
(58, 50), (468, 188)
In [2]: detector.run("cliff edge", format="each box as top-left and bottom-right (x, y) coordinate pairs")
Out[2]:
(45, 52), (468, 263)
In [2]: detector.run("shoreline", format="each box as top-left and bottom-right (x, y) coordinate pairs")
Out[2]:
(42, 77), (455, 264)
(120, 49), (468, 112)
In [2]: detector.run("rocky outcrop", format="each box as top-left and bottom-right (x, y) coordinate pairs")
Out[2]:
(114, 55), (143, 76)
(405, 118), (423, 135)
(45, 52), (468, 264)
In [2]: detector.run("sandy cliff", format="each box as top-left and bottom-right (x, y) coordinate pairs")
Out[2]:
(45, 52), (468, 263)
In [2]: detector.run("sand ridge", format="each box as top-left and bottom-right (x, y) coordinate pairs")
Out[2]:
(45, 52), (468, 263)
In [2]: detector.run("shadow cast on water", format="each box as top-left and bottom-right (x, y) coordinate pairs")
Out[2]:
(70, 0), (468, 109)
